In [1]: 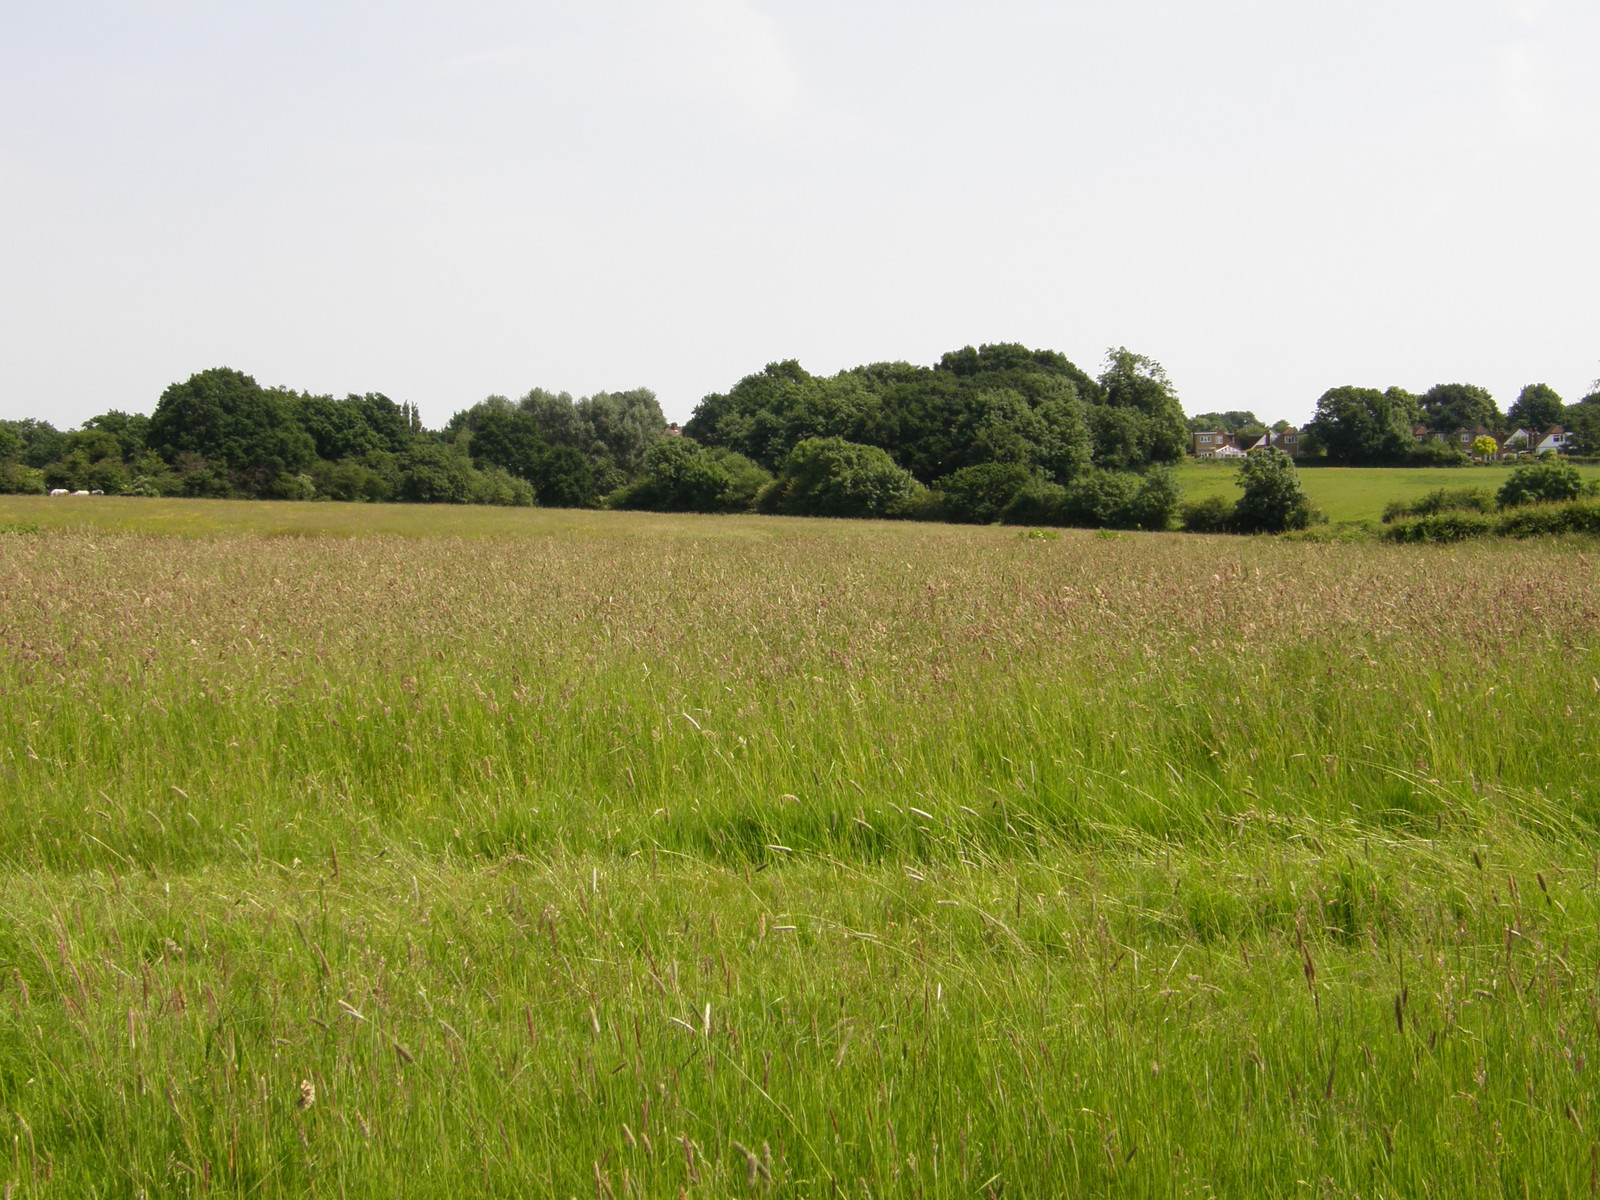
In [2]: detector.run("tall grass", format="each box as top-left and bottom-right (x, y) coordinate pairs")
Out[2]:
(1, 508), (1598, 1195)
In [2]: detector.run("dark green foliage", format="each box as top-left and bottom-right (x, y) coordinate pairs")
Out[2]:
(613, 437), (730, 512)
(1561, 402), (1600, 454)
(1507, 384), (1564, 431)
(396, 443), (477, 504)
(308, 456), (395, 503)
(1304, 386), (1422, 464)
(1178, 495), (1237, 533)
(81, 411), (150, 461)
(1406, 440), (1470, 467)
(533, 447), (599, 509)
(686, 345), (1098, 486)
(702, 448), (772, 512)
(464, 403), (547, 483)
(1095, 349), (1188, 465)
(934, 462), (1037, 524)
(1497, 459), (1590, 508)
(292, 393), (412, 461)
(759, 437), (917, 519)
(1382, 511), (1498, 543)
(1382, 487), (1495, 523)
(1421, 382), (1500, 433)
(0, 420), (68, 469)
(1061, 467), (1178, 530)
(1383, 495), (1600, 542)
(1000, 482), (1068, 526)
(1233, 448), (1311, 533)
(466, 465), (536, 507)
(1495, 498), (1600, 537)
(148, 368), (316, 493)
(0, 462), (46, 495)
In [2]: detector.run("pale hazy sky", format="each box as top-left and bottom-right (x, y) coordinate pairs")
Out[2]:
(3, 0), (1597, 429)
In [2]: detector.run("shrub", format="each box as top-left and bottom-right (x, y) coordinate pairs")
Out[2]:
(1497, 459), (1590, 508)
(467, 465), (536, 507)
(611, 437), (766, 513)
(1382, 511), (1496, 543)
(1406, 441), (1469, 467)
(1178, 495), (1236, 533)
(1001, 482), (1068, 526)
(1233, 448), (1311, 533)
(702, 449), (772, 513)
(761, 437), (917, 519)
(396, 444), (475, 504)
(887, 482), (944, 522)
(934, 462), (1037, 524)
(1496, 498), (1600, 538)
(0, 462), (46, 495)
(1061, 468), (1178, 530)
(1381, 486), (1495, 523)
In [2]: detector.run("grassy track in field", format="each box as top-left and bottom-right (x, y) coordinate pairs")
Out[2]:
(1176, 459), (1600, 523)
(1, 503), (1598, 1196)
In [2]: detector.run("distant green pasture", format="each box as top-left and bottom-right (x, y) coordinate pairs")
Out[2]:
(1176, 458), (1600, 523)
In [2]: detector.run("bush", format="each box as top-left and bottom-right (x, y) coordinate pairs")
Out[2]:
(761, 437), (917, 519)
(1178, 495), (1236, 533)
(703, 449), (772, 513)
(1406, 441), (1470, 467)
(1382, 511), (1497, 543)
(1001, 482), (1068, 526)
(309, 458), (393, 503)
(1497, 459), (1590, 508)
(1496, 498), (1600, 538)
(467, 465), (536, 507)
(1061, 468), (1178, 530)
(396, 444), (474, 504)
(612, 437), (767, 513)
(531, 447), (599, 509)
(268, 472), (318, 501)
(887, 482), (944, 522)
(1381, 486), (1495, 523)
(1233, 448), (1311, 533)
(0, 462), (46, 495)
(934, 462), (1037, 524)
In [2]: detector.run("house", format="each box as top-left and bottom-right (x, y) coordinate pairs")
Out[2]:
(1191, 430), (1237, 458)
(1242, 428), (1304, 457)
(1191, 426), (1303, 458)
(1534, 426), (1568, 454)
(1485, 426), (1567, 457)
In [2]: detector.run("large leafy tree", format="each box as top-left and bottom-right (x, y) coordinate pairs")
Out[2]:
(1095, 348), (1188, 464)
(81, 411), (150, 461)
(148, 368), (315, 490)
(1304, 386), (1421, 463)
(1421, 382), (1499, 432)
(1506, 383), (1564, 430)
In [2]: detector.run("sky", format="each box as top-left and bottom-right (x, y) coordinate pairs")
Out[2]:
(3, 0), (1597, 430)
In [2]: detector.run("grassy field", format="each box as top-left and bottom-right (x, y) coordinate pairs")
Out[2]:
(2, 499), (1599, 1196)
(1175, 459), (1600, 524)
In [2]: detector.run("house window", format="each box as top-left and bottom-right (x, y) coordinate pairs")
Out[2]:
(1200, 435), (1212, 443)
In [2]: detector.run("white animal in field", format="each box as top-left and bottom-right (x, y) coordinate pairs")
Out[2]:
(49, 489), (69, 496)
(72, 490), (89, 496)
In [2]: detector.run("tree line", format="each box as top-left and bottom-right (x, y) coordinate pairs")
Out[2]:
(0, 368), (667, 508)
(1300, 380), (1600, 465)
(0, 345), (1194, 529)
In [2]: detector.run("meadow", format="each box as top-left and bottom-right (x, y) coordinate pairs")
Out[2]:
(1175, 459), (1600, 524)
(1, 498), (1598, 1196)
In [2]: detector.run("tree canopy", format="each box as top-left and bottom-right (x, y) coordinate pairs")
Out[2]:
(1506, 383), (1564, 430)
